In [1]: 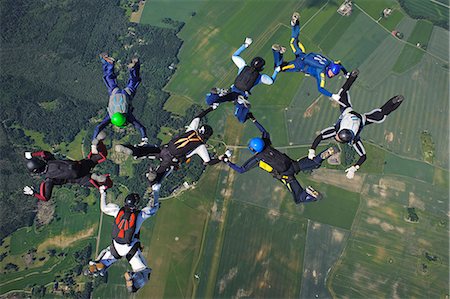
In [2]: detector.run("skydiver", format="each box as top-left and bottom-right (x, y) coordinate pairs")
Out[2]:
(272, 12), (349, 101)
(23, 132), (112, 201)
(115, 107), (222, 201)
(309, 69), (405, 179)
(92, 53), (148, 152)
(86, 187), (159, 293)
(205, 37), (279, 122)
(221, 115), (339, 203)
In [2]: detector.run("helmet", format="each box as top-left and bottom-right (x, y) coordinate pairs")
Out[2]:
(250, 57), (265, 71)
(198, 125), (213, 140)
(248, 137), (265, 153)
(336, 129), (354, 143)
(327, 62), (341, 77)
(111, 112), (127, 127)
(124, 193), (140, 209)
(26, 158), (47, 173)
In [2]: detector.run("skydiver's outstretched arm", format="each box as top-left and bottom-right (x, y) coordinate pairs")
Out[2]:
(310, 126), (337, 150)
(226, 155), (259, 174)
(99, 187), (120, 217)
(352, 138), (367, 167)
(31, 151), (55, 161)
(315, 73), (333, 97)
(232, 38), (252, 70)
(194, 107), (214, 119)
(251, 118), (271, 142)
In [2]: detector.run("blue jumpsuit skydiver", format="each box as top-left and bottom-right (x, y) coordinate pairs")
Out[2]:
(272, 15), (349, 100)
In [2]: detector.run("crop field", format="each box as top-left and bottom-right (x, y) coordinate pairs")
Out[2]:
(328, 174), (449, 298)
(299, 221), (349, 299)
(6, 0), (448, 297)
(137, 0), (449, 297)
(213, 200), (307, 298)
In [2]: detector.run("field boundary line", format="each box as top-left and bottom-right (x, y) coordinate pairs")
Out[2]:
(353, 3), (449, 64)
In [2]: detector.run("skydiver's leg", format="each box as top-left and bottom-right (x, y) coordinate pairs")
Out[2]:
(364, 95), (404, 126)
(124, 249), (151, 293)
(124, 59), (141, 97)
(101, 58), (119, 96)
(127, 113), (148, 139)
(290, 19), (305, 55)
(280, 176), (318, 204)
(88, 140), (108, 164)
(33, 179), (54, 201)
(116, 144), (161, 159)
(86, 246), (118, 276)
(149, 160), (172, 186)
(272, 48), (284, 67)
(92, 114), (111, 141)
(206, 89), (239, 105)
(295, 146), (340, 173)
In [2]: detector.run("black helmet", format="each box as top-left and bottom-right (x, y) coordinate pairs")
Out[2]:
(198, 125), (213, 140)
(124, 193), (140, 209)
(337, 129), (354, 143)
(250, 57), (265, 71)
(26, 158), (47, 173)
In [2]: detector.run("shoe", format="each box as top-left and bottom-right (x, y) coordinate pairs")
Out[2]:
(99, 52), (115, 64)
(306, 186), (322, 201)
(351, 69), (359, 77)
(91, 173), (107, 183)
(210, 87), (219, 94)
(96, 131), (107, 141)
(320, 146), (340, 160)
(128, 57), (140, 69)
(392, 95), (404, 104)
(291, 12), (300, 26)
(115, 144), (134, 155)
(272, 44), (286, 54)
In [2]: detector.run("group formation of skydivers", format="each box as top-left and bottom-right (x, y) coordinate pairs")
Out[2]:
(22, 12), (404, 292)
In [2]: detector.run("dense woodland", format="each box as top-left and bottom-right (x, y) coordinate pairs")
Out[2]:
(0, 0), (205, 241)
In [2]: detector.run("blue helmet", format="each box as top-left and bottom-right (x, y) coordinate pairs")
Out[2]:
(327, 62), (341, 77)
(248, 137), (265, 153)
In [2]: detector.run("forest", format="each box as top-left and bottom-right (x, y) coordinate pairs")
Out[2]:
(0, 0), (204, 240)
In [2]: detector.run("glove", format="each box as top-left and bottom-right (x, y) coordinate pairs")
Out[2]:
(139, 137), (149, 146)
(91, 144), (98, 155)
(219, 155), (229, 163)
(274, 66), (281, 72)
(25, 152), (33, 159)
(152, 183), (161, 192)
(345, 165), (359, 179)
(308, 149), (316, 160)
(344, 72), (350, 79)
(244, 37), (253, 47)
(331, 94), (341, 102)
(212, 103), (219, 110)
(23, 186), (34, 196)
(99, 185), (107, 194)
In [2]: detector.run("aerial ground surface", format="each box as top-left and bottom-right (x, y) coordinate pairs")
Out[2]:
(0, 0), (448, 298)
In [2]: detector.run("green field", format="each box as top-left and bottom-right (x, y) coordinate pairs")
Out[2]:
(136, 0), (449, 297)
(6, 0), (449, 297)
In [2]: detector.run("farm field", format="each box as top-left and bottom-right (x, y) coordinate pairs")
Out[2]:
(137, 0), (449, 297)
(3, 0), (448, 298)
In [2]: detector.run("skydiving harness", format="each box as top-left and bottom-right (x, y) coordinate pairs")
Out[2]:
(165, 130), (205, 164)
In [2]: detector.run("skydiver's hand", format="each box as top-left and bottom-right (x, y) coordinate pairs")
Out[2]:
(274, 66), (281, 72)
(344, 72), (350, 79)
(308, 149), (316, 160)
(99, 185), (107, 194)
(345, 165), (359, 179)
(331, 94), (341, 102)
(212, 103), (219, 110)
(24, 152), (33, 160)
(218, 155), (229, 163)
(91, 144), (98, 155)
(244, 37), (253, 47)
(23, 186), (34, 196)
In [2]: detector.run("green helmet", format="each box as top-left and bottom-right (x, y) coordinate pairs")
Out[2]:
(111, 112), (127, 127)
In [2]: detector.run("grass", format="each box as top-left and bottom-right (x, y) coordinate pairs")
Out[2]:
(213, 200), (307, 298)
(401, 0), (449, 27)
(163, 94), (194, 116)
(407, 19), (434, 46)
(156, 126), (176, 144)
(383, 151), (435, 183)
